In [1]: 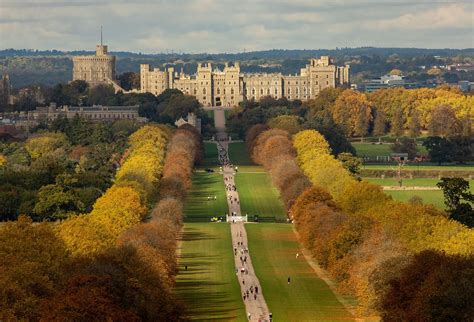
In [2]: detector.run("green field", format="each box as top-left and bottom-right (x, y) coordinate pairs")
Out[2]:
(175, 223), (246, 321)
(353, 143), (427, 158)
(385, 190), (446, 209)
(203, 142), (219, 167)
(365, 178), (474, 189)
(229, 142), (254, 165)
(184, 172), (228, 218)
(246, 224), (354, 321)
(235, 173), (287, 221)
(362, 164), (474, 172)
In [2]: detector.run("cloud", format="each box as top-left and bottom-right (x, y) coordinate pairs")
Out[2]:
(0, 0), (472, 52)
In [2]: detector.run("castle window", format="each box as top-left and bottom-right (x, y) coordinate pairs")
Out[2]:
(194, 89), (197, 95)
(203, 88), (206, 95)
(275, 88), (278, 95)
(217, 88), (220, 95)
(231, 88), (234, 95)
(252, 88), (255, 95)
(260, 89), (264, 95)
(267, 88), (270, 95)
(326, 81), (329, 85)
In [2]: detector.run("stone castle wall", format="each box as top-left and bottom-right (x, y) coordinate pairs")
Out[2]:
(140, 56), (350, 106)
(72, 45), (116, 86)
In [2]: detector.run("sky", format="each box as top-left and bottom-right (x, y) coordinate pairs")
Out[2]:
(0, 0), (473, 53)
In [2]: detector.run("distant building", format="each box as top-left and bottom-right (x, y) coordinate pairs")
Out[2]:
(27, 103), (141, 123)
(72, 38), (124, 92)
(140, 56), (350, 106)
(175, 112), (201, 133)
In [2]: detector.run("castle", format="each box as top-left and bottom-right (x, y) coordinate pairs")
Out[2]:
(71, 39), (350, 106)
(140, 56), (350, 106)
(72, 44), (116, 86)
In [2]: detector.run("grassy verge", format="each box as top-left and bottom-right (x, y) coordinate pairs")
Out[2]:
(176, 223), (246, 321)
(385, 190), (446, 209)
(361, 164), (474, 171)
(246, 223), (354, 321)
(203, 142), (219, 167)
(235, 173), (287, 221)
(184, 172), (228, 219)
(365, 178), (474, 189)
(353, 143), (427, 158)
(229, 142), (254, 166)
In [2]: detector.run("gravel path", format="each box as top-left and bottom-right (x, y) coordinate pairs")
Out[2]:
(216, 140), (271, 322)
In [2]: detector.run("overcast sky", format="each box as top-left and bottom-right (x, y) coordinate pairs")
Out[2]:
(0, 0), (473, 53)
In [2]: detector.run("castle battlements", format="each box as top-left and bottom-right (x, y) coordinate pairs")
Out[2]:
(140, 56), (350, 107)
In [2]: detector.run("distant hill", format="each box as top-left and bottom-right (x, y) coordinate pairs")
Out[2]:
(1, 47), (473, 88)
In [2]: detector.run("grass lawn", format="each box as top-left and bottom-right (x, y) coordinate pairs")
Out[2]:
(184, 172), (228, 218)
(353, 143), (427, 158)
(235, 173), (287, 221)
(175, 223), (246, 321)
(246, 224), (354, 321)
(365, 178), (474, 189)
(229, 142), (254, 166)
(385, 190), (446, 209)
(202, 142), (219, 167)
(362, 164), (474, 172)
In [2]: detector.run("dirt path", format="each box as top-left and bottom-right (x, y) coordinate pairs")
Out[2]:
(216, 140), (271, 322)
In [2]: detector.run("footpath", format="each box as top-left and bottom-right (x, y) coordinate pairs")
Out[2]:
(216, 140), (271, 322)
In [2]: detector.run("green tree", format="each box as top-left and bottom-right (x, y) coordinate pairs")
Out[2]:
(391, 138), (418, 160)
(437, 177), (474, 227)
(118, 72), (140, 91)
(337, 152), (362, 179)
(422, 136), (454, 165)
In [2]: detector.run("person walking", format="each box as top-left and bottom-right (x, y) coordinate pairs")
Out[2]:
(287, 276), (291, 285)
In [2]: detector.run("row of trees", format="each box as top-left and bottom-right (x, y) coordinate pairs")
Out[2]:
(230, 97), (355, 156)
(292, 130), (473, 319)
(247, 126), (474, 319)
(232, 86), (472, 143)
(0, 124), (203, 319)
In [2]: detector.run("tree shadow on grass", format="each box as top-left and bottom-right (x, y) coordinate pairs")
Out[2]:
(176, 227), (241, 321)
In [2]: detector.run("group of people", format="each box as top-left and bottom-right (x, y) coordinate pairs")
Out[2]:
(233, 231), (261, 304)
(217, 142), (232, 167)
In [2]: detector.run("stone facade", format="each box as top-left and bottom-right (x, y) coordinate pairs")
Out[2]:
(72, 45), (116, 86)
(140, 56), (350, 106)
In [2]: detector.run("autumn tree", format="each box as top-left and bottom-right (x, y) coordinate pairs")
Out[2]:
(390, 107), (404, 137)
(332, 90), (372, 137)
(407, 110), (421, 138)
(372, 109), (387, 137)
(0, 216), (69, 320)
(381, 251), (474, 322)
(428, 105), (461, 137)
(267, 115), (303, 134)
